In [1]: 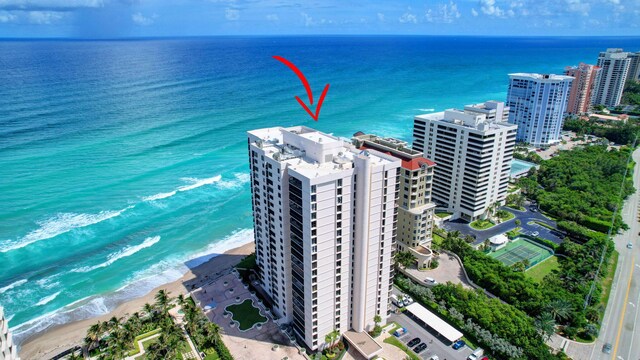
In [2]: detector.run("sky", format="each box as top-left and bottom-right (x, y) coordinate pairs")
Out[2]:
(0, 0), (638, 38)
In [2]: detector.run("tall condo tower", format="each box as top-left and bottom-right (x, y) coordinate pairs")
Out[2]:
(247, 126), (400, 351)
(628, 52), (640, 82)
(1, 307), (20, 360)
(352, 133), (436, 268)
(412, 101), (517, 222)
(593, 48), (631, 107)
(564, 63), (601, 115)
(506, 73), (573, 146)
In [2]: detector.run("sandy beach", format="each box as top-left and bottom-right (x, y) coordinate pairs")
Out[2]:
(19, 241), (255, 360)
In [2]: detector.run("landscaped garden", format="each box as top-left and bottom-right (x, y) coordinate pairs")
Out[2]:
(470, 218), (495, 230)
(435, 211), (452, 218)
(225, 299), (267, 331)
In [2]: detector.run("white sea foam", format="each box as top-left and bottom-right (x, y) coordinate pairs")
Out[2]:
(216, 173), (251, 190)
(36, 278), (60, 290)
(0, 207), (132, 253)
(5, 314), (14, 323)
(10, 229), (254, 346)
(71, 236), (161, 273)
(141, 175), (222, 202)
(417, 108), (435, 112)
(142, 191), (177, 202)
(0, 279), (27, 294)
(177, 175), (222, 192)
(35, 291), (61, 306)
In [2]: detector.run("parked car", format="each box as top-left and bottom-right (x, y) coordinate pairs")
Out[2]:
(425, 277), (437, 285)
(393, 327), (407, 337)
(627, 243), (634, 249)
(602, 343), (612, 354)
(429, 356), (439, 360)
(403, 295), (414, 305)
(467, 355), (478, 360)
(413, 343), (427, 353)
(452, 340), (466, 350)
(391, 294), (403, 308)
(532, 231), (539, 237)
(407, 337), (421, 347)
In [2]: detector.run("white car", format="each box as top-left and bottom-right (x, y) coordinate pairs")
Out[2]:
(403, 295), (413, 305)
(532, 231), (539, 237)
(429, 356), (439, 360)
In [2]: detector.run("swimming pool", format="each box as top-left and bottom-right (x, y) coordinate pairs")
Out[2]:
(511, 159), (537, 177)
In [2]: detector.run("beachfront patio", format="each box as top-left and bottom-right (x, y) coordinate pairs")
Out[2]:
(190, 270), (304, 360)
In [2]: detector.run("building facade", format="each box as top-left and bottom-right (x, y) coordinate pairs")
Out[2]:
(247, 126), (400, 351)
(593, 48), (631, 107)
(564, 63), (601, 115)
(629, 52), (640, 82)
(506, 73), (573, 146)
(413, 101), (517, 222)
(352, 134), (436, 268)
(1, 307), (20, 360)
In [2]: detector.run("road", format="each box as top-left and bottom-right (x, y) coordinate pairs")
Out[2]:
(590, 148), (640, 360)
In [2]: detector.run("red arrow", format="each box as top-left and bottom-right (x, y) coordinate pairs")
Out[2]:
(273, 55), (330, 121)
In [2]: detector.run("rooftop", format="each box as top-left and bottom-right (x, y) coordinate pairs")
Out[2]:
(415, 109), (516, 132)
(343, 330), (383, 359)
(508, 73), (574, 82)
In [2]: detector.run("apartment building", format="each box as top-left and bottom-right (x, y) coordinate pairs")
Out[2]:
(1, 307), (20, 360)
(247, 126), (400, 351)
(413, 101), (517, 222)
(564, 63), (601, 115)
(352, 133), (436, 268)
(593, 48), (631, 107)
(506, 73), (573, 146)
(629, 52), (640, 82)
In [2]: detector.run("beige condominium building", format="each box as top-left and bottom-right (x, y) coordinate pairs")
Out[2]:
(352, 133), (436, 268)
(247, 126), (400, 352)
(1, 307), (20, 360)
(593, 48), (631, 107)
(412, 101), (517, 222)
(564, 63), (601, 115)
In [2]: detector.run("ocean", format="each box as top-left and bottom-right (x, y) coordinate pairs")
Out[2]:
(1, 35), (639, 345)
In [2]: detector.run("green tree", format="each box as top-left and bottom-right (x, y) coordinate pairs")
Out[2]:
(515, 219), (521, 227)
(535, 312), (556, 341)
(394, 251), (416, 268)
(154, 289), (171, 314)
(547, 299), (572, 322)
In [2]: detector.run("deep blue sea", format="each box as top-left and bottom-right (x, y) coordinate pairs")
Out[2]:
(1, 36), (639, 344)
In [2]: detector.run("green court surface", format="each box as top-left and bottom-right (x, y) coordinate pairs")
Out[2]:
(489, 238), (552, 268)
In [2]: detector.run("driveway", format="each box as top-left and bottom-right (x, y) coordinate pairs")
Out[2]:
(403, 252), (472, 289)
(442, 204), (563, 246)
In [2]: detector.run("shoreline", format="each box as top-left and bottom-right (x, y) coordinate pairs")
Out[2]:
(18, 241), (255, 360)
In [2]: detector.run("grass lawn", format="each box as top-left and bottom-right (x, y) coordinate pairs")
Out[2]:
(432, 233), (445, 248)
(383, 336), (421, 360)
(226, 299), (267, 331)
(128, 328), (162, 356)
(526, 256), (560, 283)
(470, 219), (496, 230)
(204, 350), (220, 360)
(506, 204), (525, 211)
(498, 211), (515, 221)
(387, 322), (401, 335)
(599, 250), (620, 311)
(435, 212), (452, 218)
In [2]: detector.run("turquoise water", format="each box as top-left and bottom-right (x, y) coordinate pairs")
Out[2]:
(1, 36), (639, 344)
(510, 159), (537, 176)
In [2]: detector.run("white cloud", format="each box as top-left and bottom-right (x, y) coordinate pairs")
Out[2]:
(300, 11), (314, 26)
(565, 0), (590, 16)
(399, 12), (417, 23)
(377, 12), (384, 22)
(225, 8), (239, 21)
(479, 0), (507, 17)
(27, 10), (64, 24)
(266, 13), (278, 21)
(0, 0), (103, 10)
(471, 8), (478, 16)
(425, 1), (461, 23)
(132, 12), (156, 26)
(0, 10), (17, 21)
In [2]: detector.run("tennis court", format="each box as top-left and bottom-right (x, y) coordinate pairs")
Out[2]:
(489, 237), (552, 268)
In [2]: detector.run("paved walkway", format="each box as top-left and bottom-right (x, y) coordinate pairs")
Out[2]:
(192, 271), (304, 360)
(123, 333), (161, 360)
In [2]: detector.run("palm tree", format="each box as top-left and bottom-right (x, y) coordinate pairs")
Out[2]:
(324, 329), (340, 352)
(446, 230), (461, 241)
(155, 289), (171, 313)
(394, 251), (416, 268)
(373, 314), (382, 326)
(535, 312), (556, 341)
(177, 294), (186, 307)
(547, 299), (572, 322)
(85, 323), (102, 351)
(464, 234), (475, 244)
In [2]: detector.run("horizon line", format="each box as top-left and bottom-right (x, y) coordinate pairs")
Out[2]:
(2, 34), (640, 41)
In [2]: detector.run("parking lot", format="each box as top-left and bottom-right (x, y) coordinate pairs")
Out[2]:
(390, 289), (475, 360)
